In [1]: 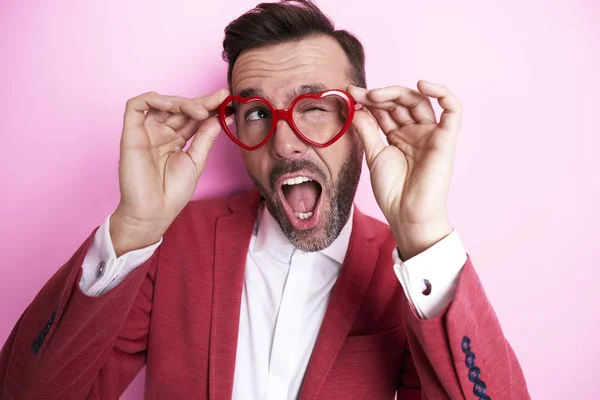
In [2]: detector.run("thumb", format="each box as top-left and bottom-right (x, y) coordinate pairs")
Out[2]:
(352, 109), (386, 168)
(186, 115), (227, 174)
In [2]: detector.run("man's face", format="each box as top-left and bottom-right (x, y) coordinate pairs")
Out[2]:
(231, 35), (363, 252)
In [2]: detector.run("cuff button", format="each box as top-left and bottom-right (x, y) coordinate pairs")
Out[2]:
(421, 279), (432, 296)
(96, 261), (105, 278)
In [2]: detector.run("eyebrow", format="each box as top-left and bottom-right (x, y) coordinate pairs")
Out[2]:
(294, 83), (329, 97)
(237, 83), (329, 102)
(238, 88), (265, 98)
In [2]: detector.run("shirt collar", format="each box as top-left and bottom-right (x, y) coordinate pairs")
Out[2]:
(254, 203), (354, 265)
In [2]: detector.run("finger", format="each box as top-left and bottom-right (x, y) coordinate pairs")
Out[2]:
(351, 109), (387, 168)
(186, 115), (232, 173)
(159, 96), (209, 121)
(365, 105), (398, 135)
(348, 85), (415, 127)
(416, 80), (462, 131)
(368, 85), (436, 124)
(147, 109), (171, 123)
(164, 113), (191, 131)
(163, 88), (228, 131)
(177, 118), (202, 141)
(124, 92), (175, 132)
(192, 88), (231, 112)
(347, 85), (397, 109)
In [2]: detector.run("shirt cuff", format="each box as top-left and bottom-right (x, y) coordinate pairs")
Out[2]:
(392, 230), (467, 319)
(79, 213), (163, 297)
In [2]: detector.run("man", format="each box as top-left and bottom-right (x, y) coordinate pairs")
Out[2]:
(0, 0), (529, 399)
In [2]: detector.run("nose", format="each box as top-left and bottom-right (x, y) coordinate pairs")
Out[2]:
(269, 119), (309, 160)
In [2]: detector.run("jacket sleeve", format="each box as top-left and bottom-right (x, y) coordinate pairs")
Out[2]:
(399, 257), (530, 400)
(0, 226), (160, 399)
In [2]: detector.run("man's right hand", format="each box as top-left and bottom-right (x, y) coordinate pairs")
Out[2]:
(110, 89), (231, 257)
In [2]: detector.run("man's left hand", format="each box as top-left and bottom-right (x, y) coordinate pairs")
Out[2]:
(348, 81), (462, 260)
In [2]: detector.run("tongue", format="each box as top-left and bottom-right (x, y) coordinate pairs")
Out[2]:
(284, 181), (320, 213)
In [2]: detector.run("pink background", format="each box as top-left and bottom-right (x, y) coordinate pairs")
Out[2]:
(1, 0), (598, 398)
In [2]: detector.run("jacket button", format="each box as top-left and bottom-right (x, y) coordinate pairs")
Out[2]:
(468, 366), (481, 382)
(32, 339), (41, 354)
(473, 378), (487, 396)
(465, 351), (476, 368)
(461, 336), (471, 353)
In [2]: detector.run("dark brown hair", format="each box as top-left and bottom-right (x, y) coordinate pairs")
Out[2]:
(222, 0), (366, 89)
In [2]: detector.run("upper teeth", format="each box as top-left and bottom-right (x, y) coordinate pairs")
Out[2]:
(282, 176), (313, 186)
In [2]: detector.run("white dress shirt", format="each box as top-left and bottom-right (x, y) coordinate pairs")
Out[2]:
(79, 203), (467, 399)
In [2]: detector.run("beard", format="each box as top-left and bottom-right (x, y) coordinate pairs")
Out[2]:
(248, 145), (363, 252)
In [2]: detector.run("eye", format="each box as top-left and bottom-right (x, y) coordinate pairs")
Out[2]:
(246, 108), (271, 121)
(299, 106), (328, 114)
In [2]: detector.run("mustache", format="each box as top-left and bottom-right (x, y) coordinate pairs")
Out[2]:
(269, 159), (327, 192)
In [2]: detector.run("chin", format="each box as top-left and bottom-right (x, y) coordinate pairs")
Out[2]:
(282, 212), (333, 252)
(265, 192), (341, 253)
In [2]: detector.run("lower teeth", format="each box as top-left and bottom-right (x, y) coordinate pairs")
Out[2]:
(295, 211), (313, 220)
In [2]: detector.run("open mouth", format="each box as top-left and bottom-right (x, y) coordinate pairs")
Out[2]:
(277, 173), (324, 230)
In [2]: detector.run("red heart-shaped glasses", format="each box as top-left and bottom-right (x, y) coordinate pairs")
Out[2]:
(218, 89), (357, 151)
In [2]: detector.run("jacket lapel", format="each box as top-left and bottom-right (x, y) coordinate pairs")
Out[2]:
(299, 207), (380, 400)
(208, 190), (261, 400)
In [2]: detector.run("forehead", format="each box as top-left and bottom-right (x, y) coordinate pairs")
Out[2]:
(231, 35), (351, 103)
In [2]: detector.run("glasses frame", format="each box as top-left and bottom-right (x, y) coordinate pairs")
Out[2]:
(218, 89), (357, 151)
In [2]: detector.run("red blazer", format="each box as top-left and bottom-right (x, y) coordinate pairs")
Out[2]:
(0, 190), (529, 399)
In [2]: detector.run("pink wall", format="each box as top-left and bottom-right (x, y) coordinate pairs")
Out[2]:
(1, 0), (598, 398)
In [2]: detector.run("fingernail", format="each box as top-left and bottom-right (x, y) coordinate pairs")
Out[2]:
(225, 116), (234, 125)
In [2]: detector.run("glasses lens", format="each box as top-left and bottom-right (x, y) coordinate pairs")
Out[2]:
(292, 95), (349, 144)
(224, 99), (273, 148)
